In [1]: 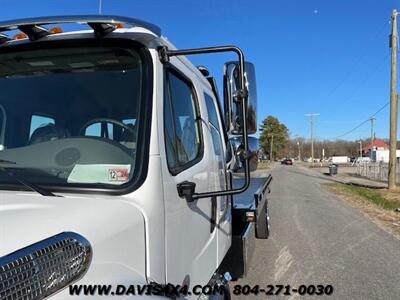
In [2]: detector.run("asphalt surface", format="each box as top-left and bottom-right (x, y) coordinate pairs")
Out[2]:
(233, 163), (400, 300)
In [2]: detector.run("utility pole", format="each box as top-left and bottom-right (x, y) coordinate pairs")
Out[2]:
(305, 113), (320, 163)
(359, 138), (362, 157)
(99, 0), (102, 14)
(369, 117), (375, 160)
(297, 140), (301, 161)
(389, 9), (398, 190)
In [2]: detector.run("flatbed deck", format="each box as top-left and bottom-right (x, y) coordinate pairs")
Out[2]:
(232, 171), (270, 210)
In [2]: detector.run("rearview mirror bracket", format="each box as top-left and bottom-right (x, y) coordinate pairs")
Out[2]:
(159, 45), (251, 200)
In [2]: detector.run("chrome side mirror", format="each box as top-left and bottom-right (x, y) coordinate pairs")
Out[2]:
(223, 61), (257, 135)
(229, 136), (259, 172)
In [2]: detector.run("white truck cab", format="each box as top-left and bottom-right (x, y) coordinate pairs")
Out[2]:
(0, 16), (271, 299)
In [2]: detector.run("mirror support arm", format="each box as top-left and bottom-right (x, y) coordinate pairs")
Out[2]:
(159, 45), (250, 200)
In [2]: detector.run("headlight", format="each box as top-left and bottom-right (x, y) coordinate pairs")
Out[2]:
(0, 232), (92, 300)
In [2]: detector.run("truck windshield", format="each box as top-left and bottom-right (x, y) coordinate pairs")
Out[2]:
(0, 40), (150, 192)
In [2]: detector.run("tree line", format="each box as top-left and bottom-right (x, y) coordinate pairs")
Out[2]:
(284, 138), (365, 160)
(258, 115), (385, 160)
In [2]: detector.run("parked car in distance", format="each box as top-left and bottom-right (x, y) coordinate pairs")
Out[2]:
(281, 158), (293, 165)
(356, 157), (371, 163)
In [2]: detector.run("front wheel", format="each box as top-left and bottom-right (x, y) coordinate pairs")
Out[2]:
(199, 274), (231, 300)
(209, 281), (230, 300)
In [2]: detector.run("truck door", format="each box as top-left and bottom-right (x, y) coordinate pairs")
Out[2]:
(162, 63), (218, 288)
(204, 94), (231, 266)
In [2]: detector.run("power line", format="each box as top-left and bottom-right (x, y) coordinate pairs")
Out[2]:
(326, 22), (388, 99)
(334, 101), (389, 139)
(341, 53), (389, 104)
(325, 24), (391, 140)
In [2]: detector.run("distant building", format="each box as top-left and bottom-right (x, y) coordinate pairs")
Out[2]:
(372, 149), (400, 163)
(362, 139), (389, 157)
(361, 138), (400, 163)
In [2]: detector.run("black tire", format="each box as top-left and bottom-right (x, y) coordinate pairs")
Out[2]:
(207, 280), (231, 300)
(224, 283), (231, 300)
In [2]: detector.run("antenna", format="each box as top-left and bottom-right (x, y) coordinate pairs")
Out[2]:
(98, 0), (102, 15)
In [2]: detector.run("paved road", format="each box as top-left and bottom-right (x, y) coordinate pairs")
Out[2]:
(233, 163), (400, 299)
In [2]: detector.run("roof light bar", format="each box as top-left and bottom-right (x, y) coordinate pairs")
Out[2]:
(18, 25), (50, 41)
(49, 27), (63, 34)
(12, 33), (28, 40)
(0, 15), (161, 38)
(88, 22), (117, 38)
(0, 33), (10, 45)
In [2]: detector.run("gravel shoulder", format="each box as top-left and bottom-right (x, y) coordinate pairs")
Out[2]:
(324, 183), (400, 240)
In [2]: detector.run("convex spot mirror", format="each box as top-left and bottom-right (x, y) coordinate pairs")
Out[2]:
(229, 136), (259, 172)
(224, 61), (257, 135)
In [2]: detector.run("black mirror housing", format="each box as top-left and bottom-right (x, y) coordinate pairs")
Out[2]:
(177, 181), (196, 202)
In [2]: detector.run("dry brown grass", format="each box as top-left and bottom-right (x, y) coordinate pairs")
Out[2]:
(325, 183), (400, 239)
(378, 188), (400, 203)
(257, 162), (270, 170)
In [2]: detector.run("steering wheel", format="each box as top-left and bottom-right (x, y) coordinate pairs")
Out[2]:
(79, 118), (136, 138)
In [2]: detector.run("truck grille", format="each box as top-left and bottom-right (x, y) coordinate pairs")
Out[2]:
(0, 232), (92, 300)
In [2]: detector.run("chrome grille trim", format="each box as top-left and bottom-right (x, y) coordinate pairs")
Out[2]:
(0, 232), (92, 300)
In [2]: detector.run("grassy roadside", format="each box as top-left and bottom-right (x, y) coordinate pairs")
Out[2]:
(325, 183), (400, 238)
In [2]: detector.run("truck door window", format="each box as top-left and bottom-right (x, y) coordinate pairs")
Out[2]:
(29, 115), (55, 138)
(84, 119), (137, 147)
(85, 123), (113, 140)
(85, 123), (101, 137)
(164, 70), (202, 173)
(205, 93), (228, 205)
(205, 94), (223, 156)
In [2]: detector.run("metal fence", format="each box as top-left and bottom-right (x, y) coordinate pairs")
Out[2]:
(356, 161), (400, 183)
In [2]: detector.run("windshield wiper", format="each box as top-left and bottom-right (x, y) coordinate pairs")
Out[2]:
(0, 162), (59, 197)
(0, 159), (17, 164)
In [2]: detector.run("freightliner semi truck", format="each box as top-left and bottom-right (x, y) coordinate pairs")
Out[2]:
(0, 15), (272, 299)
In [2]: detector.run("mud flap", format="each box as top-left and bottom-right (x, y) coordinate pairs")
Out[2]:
(219, 222), (255, 279)
(255, 175), (272, 239)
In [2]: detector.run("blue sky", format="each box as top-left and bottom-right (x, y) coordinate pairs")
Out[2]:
(0, 0), (398, 141)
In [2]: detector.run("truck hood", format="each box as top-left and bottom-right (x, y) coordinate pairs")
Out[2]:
(0, 191), (147, 286)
